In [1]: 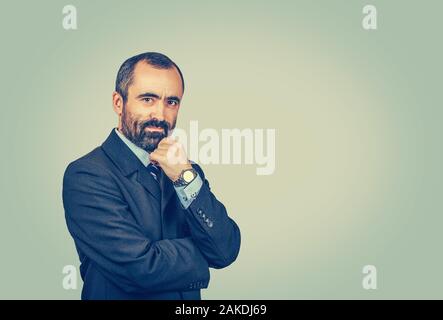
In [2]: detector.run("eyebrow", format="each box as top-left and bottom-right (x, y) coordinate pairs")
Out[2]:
(136, 92), (181, 103)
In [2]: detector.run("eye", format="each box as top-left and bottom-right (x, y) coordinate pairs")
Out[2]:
(142, 97), (153, 103)
(167, 100), (178, 106)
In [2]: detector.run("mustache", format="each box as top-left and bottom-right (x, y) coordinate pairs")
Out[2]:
(140, 119), (170, 133)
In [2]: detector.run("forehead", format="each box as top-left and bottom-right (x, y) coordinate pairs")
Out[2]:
(129, 61), (183, 97)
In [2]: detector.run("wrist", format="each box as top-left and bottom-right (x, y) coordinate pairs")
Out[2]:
(173, 165), (197, 187)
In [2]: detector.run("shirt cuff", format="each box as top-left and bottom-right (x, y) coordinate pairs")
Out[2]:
(174, 174), (203, 209)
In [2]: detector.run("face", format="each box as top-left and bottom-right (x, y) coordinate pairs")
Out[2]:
(113, 61), (183, 152)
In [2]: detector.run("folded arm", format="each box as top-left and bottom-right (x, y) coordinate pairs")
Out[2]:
(179, 164), (241, 269)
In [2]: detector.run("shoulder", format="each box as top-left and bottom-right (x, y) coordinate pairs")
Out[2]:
(63, 147), (114, 189)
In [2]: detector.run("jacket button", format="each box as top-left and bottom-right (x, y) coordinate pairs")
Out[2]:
(197, 208), (203, 215)
(207, 220), (214, 228)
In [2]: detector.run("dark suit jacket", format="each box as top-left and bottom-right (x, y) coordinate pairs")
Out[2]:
(62, 129), (241, 300)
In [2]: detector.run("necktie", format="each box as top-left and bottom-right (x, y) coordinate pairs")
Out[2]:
(147, 163), (160, 182)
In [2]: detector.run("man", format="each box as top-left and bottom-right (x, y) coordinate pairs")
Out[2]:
(62, 52), (241, 300)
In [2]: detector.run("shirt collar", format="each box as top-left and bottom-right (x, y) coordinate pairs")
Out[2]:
(114, 128), (150, 167)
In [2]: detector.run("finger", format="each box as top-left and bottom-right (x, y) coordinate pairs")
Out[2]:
(149, 151), (163, 163)
(152, 149), (168, 157)
(155, 145), (171, 153)
(161, 136), (177, 145)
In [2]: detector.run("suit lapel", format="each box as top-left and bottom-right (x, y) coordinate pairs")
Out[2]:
(101, 129), (178, 238)
(101, 129), (162, 203)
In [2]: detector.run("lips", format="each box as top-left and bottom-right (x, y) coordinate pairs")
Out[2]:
(145, 126), (164, 132)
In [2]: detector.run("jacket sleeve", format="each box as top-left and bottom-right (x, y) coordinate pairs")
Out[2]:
(183, 164), (241, 269)
(62, 160), (210, 294)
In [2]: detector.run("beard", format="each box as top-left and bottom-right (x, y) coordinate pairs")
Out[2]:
(120, 106), (174, 153)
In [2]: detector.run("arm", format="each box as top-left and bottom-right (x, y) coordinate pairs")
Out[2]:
(181, 163), (241, 269)
(150, 138), (241, 270)
(62, 161), (210, 294)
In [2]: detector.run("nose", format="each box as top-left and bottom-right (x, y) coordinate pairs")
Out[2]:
(149, 101), (165, 122)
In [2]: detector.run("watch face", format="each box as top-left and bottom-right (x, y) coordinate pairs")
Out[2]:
(183, 170), (195, 183)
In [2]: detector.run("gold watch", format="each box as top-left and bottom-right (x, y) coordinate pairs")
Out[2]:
(173, 168), (197, 187)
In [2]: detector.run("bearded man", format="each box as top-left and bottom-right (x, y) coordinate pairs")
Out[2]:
(62, 52), (241, 300)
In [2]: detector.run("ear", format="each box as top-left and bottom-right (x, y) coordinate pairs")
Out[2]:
(112, 91), (124, 116)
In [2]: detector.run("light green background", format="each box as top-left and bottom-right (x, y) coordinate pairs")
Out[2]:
(0, 0), (442, 299)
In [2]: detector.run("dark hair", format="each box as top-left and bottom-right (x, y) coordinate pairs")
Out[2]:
(115, 52), (185, 102)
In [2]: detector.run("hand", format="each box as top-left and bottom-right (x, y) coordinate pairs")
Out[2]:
(149, 137), (192, 182)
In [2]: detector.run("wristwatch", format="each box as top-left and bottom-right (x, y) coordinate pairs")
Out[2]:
(173, 168), (198, 187)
